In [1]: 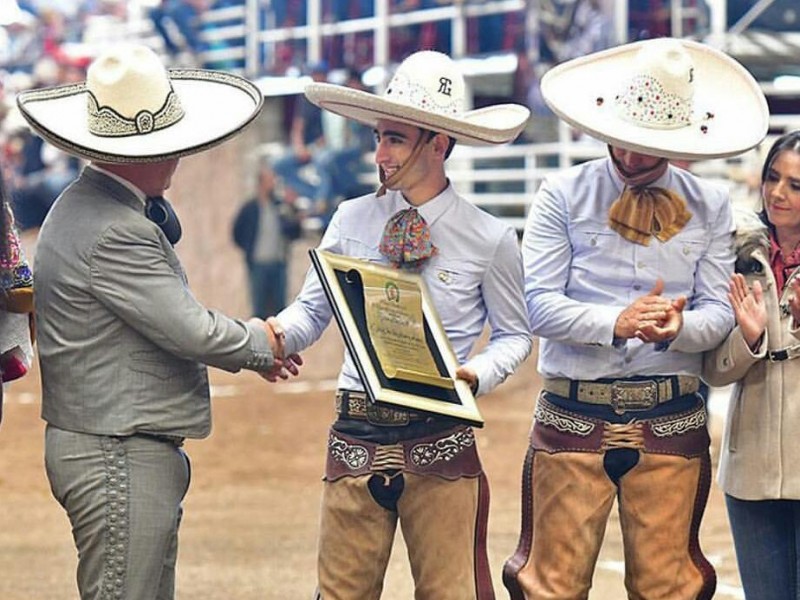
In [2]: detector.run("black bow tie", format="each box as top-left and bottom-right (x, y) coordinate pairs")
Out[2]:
(145, 196), (182, 245)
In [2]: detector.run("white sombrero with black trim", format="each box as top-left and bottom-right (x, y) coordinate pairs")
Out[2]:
(541, 37), (769, 160)
(304, 50), (530, 146)
(16, 44), (263, 164)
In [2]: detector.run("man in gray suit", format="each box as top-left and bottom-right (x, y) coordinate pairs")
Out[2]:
(16, 44), (299, 599)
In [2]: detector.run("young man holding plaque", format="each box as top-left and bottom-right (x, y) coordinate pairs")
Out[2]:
(268, 50), (532, 599)
(502, 38), (769, 599)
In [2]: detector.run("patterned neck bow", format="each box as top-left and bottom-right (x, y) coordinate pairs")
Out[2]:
(145, 196), (182, 245)
(379, 208), (437, 269)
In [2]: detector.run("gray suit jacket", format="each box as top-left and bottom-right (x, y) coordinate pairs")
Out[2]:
(35, 167), (273, 439)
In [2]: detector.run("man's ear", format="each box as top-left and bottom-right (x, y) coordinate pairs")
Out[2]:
(432, 132), (450, 159)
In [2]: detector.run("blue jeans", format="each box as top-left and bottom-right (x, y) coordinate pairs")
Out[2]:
(248, 261), (287, 318)
(726, 494), (800, 600)
(150, 0), (202, 54)
(272, 151), (321, 200)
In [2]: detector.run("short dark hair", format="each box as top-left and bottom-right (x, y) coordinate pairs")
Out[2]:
(424, 129), (457, 160)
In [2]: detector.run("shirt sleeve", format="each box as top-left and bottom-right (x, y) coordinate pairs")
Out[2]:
(522, 178), (622, 345)
(275, 211), (341, 356)
(463, 226), (533, 395)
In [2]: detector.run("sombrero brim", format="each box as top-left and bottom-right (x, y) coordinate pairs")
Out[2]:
(16, 69), (263, 163)
(541, 39), (769, 160)
(304, 82), (530, 146)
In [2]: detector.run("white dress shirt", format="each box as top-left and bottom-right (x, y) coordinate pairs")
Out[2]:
(277, 184), (532, 395)
(522, 157), (735, 380)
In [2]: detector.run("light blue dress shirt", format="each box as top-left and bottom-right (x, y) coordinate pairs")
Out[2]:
(522, 157), (735, 380)
(277, 184), (532, 395)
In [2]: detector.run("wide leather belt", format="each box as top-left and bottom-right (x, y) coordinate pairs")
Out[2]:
(542, 375), (700, 414)
(335, 389), (427, 426)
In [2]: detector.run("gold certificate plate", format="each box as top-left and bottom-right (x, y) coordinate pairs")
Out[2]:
(310, 249), (483, 427)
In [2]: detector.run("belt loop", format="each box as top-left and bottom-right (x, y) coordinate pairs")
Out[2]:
(569, 379), (579, 401)
(670, 376), (679, 400)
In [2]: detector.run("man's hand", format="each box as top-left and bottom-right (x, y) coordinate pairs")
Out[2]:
(255, 317), (303, 382)
(614, 279), (674, 339)
(260, 353), (304, 383)
(456, 365), (479, 395)
(635, 295), (686, 344)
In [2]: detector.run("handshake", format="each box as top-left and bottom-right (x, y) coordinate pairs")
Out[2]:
(249, 317), (304, 382)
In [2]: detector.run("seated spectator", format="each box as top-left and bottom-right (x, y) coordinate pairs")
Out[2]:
(272, 61), (329, 215)
(542, 0), (615, 63)
(0, 4), (39, 72)
(149, 0), (209, 65)
(313, 68), (374, 224)
(4, 115), (78, 231)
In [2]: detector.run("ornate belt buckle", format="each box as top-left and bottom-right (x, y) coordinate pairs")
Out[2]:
(610, 380), (658, 414)
(366, 402), (410, 426)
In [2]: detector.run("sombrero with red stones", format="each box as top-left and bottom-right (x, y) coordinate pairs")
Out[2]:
(540, 37), (769, 160)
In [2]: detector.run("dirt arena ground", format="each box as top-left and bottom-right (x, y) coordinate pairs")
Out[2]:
(0, 233), (745, 599)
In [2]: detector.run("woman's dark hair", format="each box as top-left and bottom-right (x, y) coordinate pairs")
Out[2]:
(757, 130), (800, 227)
(761, 130), (800, 185)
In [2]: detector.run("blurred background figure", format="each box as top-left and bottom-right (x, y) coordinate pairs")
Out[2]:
(526, 0), (617, 151)
(3, 108), (78, 231)
(272, 60), (329, 220)
(312, 67), (375, 225)
(232, 156), (302, 318)
(148, 0), (209, 65)
(540, 0), (615, 63)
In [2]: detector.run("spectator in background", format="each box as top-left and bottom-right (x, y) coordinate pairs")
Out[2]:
(541, 0), (615, 63)
(4, 118), (79, 230)
(0, 4), (39, 72)
(2, 59), (81, 230)
(273, 61), (329, 215)
(232, 158), (302, 318)
(313, 67), (374, 224)
(149, 0), (209, 65)
(526, 0), (616, 149)
(628, 0), (710, 41)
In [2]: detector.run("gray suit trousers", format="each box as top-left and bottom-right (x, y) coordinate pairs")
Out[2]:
(45, 425), (191, 600)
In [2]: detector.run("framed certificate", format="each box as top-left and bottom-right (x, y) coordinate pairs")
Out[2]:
(310, 249), (483, 427)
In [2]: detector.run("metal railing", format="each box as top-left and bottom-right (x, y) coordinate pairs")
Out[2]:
(206, 0), (799, 232)
(195, 0), (526, 77)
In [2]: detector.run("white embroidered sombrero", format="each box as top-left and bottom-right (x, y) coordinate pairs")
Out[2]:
(16, 44), (263, 163)
(304, 50), (530, 146)
(540, 38), (769, 160)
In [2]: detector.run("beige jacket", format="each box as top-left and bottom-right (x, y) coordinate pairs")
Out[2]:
(703, 210), (800, 500)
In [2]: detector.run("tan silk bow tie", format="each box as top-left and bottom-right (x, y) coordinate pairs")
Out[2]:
(608, 186), (692, 246)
